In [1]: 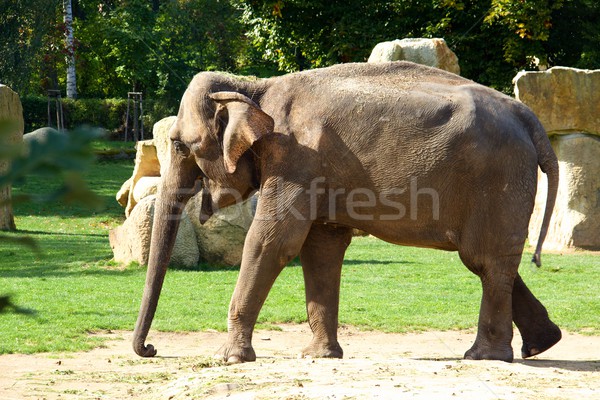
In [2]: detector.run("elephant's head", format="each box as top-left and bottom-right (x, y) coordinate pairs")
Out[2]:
(133, 73), (274, 357)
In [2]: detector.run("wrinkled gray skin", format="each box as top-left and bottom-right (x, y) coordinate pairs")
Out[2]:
(133, 62), (561, 363)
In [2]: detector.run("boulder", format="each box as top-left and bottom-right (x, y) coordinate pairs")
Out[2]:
(368, 38), (460, 75)
(185, 193), (256, 266)
(528, 134), (600, 250)
(514, 67), (600, 250)
(152, 116), (177, 176)
(132, 176), (161, 203)
(152, 115), (256, 265)
(116, 177), (133, 208)
(111, 115), (256, 267)
(22, 127), (69, 157)
(0, 84), (24, 231)
(109, 195), (199, 267)
(115, 115), (175, 215)
(514, 67), (600, 135)
(123, 140), (161, 217)
(23, 127), (65, 145)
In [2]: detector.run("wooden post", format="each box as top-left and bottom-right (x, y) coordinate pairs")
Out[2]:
(125, 92), (144, 141)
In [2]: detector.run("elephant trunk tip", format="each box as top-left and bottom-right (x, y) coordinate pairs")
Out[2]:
(133, 341), (158, 358)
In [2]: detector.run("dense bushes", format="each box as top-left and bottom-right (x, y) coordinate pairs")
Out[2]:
(21, 96), (175, 138)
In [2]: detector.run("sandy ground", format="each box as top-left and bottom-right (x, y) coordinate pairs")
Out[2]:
(1, 324), (599, 400)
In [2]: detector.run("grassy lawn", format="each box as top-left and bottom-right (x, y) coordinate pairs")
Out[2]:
(90, 139), (137, 156)
(1, 157), (599, 354)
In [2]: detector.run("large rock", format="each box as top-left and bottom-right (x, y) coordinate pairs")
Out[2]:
(116, 177), (133, 208)
(116, 116), (175, 215)
(152, 115), (255, 265)
(132, 176), (161, 203)
(368, 38), (460, 75)
(109, 195), (199, 267)
(152, 116), (177, 176)
(123, 140), (161, 217)
(514, 67), (600, 135)
(23, 127), (65, 145)
(0, 84), (24, 231)
(111, 115), (255, 266)
(529, 134), (600, 250)
(185, 193), (256, 266)
(515, 67), (600, 250)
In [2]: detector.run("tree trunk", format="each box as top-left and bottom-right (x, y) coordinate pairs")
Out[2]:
(0, 85), (24, 231)
(63, 0), (77, 99)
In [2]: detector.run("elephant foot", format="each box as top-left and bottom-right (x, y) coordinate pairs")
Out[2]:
(214, 342), (256, 364)
(300, 339), (343, 359)
(464, 344), (514, 363)
(521, 323), (562, 359)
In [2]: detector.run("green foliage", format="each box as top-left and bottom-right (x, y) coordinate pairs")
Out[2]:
(19, 96), (48, 132)
(90, 139), (137, 156)
(4, 0), (599, 99)
(0, 124), (102, 217)
(2, 0), (263, 114)
(0, 0), (59, 94)
(485, 0), (564, 67)
(239, 0), (405, 71)
(546, 0), (600, 69)
(238, 0), (600, 92)
(73, 0), (252, 106)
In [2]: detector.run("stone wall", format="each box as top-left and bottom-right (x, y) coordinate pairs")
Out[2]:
(0, 85), (24, 231)
(514, 67), (600, 250)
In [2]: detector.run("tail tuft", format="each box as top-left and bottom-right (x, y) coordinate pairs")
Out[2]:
(531, 252), (542, 268)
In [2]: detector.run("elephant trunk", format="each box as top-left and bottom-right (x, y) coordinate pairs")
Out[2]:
(133, 163), (198, 357)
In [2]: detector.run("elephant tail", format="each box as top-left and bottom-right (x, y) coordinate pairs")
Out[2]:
(529, 117), (559, 267)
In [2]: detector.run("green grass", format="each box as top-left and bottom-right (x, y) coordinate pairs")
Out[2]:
(90, 140), (137, 156)
(1, 158), (599, 354)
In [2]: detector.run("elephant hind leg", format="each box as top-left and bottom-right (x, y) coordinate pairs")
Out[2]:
(458, 233), (524, 362)
(456, 173), (539, 362)
(512, 274), (561, 358)
(462, 257), (518, 362)
(299, 223), (353, 359)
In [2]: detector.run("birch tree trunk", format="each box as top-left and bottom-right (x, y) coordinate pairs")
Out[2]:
(63, 0), (77, 99)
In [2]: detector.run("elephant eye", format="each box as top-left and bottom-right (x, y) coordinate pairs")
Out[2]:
(173, 140), (190, 157)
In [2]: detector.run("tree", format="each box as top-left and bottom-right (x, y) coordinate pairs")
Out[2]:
(0, 0), (58, 94)
(485, 0), (564, 68)
(74, 0), (250, 108)
(545, 0), (600, 69)
(63, 0), (77, 98)
(4, 0), (598, 100)
(237, 0), (600, 92)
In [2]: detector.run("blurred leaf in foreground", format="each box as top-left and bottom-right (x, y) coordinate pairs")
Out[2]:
(0, 121), (106, 314)
(0, 122), (104, 211)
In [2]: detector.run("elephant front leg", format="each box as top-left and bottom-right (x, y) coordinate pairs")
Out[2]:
(299, 223), (352, 359)
(216, 217), (313, 363)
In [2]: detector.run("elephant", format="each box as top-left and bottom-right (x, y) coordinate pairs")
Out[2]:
(132, 61), (561, 363)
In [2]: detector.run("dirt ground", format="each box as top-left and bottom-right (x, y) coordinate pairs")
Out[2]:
(1, 324), (599, 400)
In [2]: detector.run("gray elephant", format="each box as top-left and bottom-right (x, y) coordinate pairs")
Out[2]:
(133, 61), (560, 363)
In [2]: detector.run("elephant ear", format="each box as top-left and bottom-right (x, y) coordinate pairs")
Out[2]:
(209, 91), (274, 174)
